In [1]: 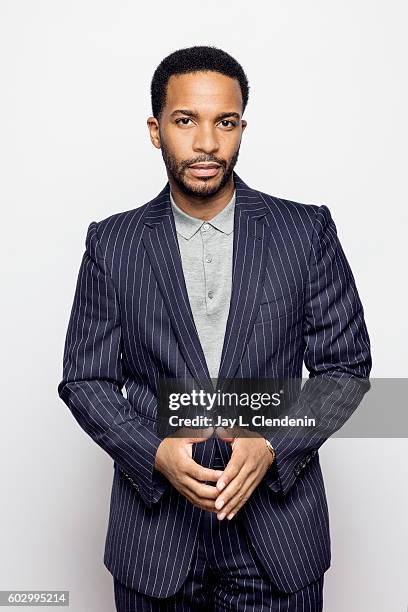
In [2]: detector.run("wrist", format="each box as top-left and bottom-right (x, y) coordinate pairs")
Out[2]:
(264, 438), (276, 466)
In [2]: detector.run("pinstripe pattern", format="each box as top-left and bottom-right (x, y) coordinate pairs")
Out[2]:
(57, 171), (371, 598)
(114, 553), (323, 611)
(113, 440), (324, 610)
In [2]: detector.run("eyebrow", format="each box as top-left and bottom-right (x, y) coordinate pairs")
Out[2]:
(170, 109), (241, 121)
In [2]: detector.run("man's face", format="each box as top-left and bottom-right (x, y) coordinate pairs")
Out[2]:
(151, 71), (246, 198)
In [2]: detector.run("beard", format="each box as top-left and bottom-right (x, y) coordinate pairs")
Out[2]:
(159, 136), (240, 198)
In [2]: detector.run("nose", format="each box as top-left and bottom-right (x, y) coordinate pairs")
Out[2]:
(192, 123), (219, 155)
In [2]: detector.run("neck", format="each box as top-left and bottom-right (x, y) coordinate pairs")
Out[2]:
(168, 174), (235, 221)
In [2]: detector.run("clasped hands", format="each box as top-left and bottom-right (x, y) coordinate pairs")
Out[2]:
(154, 426), (275, 521)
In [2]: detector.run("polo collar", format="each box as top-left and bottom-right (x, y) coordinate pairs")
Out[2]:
(170, 189), (236, 240)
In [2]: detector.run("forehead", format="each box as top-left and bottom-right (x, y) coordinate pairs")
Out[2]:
(165, 71), (243, 113)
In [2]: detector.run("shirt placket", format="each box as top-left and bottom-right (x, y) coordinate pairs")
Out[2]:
(200, 222), (217, 314)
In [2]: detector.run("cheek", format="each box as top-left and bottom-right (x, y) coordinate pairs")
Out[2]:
(175, 137), (196, 155)
(162, 129), (193, 158)
(224, 138), (241, 158)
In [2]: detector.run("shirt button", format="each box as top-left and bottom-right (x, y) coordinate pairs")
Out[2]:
(202, 223), (210, 231)
(205, 255), (212, 263)
(208, 290), (214, 299)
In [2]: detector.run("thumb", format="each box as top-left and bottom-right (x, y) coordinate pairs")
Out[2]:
(184, 426), (214, 443)
(215, 426), (238, 444)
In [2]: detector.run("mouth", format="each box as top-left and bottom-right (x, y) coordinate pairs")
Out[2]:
(188, 164), (221, 178)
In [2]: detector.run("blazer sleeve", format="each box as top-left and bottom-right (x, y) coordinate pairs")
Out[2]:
(57, 221), (169, 509)
(264, 204), (372, 496)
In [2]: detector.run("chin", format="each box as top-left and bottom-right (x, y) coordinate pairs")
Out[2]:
(182, 174), (224, 196)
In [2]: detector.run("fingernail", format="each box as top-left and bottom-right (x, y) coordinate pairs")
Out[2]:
(227, 513), (234, 520)
(217, 480), (226, 491)
(218, 512), (226, 520)
(215, 499), (224, 510)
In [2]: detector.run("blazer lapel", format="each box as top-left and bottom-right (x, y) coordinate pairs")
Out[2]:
(216, 172), (270, 392)
(142, 171), (270, 394)
(142, 183), (213, 393)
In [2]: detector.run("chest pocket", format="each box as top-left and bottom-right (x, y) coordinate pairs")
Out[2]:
(254, 287), (303, 325)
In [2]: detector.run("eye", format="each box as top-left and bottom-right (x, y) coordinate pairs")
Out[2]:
(219, 119), (237, 128)
(175, 117), (193, 126)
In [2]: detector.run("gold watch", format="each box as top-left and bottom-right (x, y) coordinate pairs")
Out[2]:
(265, 438), (276, 463)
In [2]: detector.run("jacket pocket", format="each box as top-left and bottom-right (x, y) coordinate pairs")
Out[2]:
(254, 289), (302, 325)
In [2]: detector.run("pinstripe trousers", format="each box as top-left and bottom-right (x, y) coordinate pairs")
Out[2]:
(113, 446), (324, 612)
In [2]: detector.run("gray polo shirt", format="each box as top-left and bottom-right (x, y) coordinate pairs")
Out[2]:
(169, 189), (236, 386)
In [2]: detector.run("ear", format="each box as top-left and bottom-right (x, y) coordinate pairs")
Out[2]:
(147, 116), (161, 149)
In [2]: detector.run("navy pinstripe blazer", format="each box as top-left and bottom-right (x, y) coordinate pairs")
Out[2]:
(57, 171), (371, 597)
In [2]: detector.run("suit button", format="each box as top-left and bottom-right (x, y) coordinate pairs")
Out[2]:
(294, 467), (301, 476)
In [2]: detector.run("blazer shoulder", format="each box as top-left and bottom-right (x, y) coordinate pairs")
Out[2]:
(85, 198), (154, 257)
(95, 200), (151, 236)
(255, 188), (323, 223)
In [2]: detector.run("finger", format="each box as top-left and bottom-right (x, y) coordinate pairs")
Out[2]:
(184, 490), (218, 512)
(184, 458), (223, 483)
(217, 475), (257, 520)
(214, 425), (241, 443)
(183, 477), (222, 500)
(215, 457), (246, 493)
(214, 465), (252, 510)
(185, 426), (215, 441)
(180, 481), (220, 510)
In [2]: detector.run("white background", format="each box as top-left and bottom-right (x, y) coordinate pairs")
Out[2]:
(1, 1), (407, 610)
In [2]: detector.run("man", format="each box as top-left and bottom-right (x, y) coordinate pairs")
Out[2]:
(58, 46), (371, 611)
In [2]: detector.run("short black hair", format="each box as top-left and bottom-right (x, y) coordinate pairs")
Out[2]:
(150, 45), (249, 122)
